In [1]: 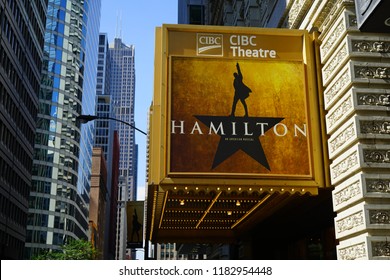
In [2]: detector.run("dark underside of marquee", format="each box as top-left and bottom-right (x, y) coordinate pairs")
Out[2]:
(146, 184), (333, 244)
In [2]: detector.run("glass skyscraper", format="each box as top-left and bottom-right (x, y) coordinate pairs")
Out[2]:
(0, 0), (47, 259)
(109, 38), (138, 201)
(94, 33), (117, 259)
(25, 0), (101, 258)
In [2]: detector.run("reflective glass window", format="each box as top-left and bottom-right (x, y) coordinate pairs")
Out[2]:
(55, 34), (63, 46)
(58, 9), (66, 21)
(56, 22), (64, 34)
(52, 91), (59, 103)
(56, 49), (62, 60)
(50, 105), (57, 117)
(53, 77), (60, 89)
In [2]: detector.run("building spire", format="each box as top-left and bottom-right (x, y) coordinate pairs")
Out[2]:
(120, 11), (122, 39)
(115, 10), (122, 39)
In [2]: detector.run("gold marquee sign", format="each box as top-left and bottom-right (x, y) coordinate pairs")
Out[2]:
(149, 24), (327, 190)
(146, 25), (329, 242)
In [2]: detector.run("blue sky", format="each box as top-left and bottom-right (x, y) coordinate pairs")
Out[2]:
(100, 1), (178, 200)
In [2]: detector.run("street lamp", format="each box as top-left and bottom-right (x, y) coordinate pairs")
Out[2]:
(77, 114), (147, 135)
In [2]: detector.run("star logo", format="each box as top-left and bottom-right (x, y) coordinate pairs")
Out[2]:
(194, 116), (284, 170)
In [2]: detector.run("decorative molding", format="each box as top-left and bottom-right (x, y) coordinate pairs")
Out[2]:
(338, 242), (367, 260)
(315, 0), (338, 31)
(321, 18), (346, 60)
(331, 151), (358, 182)
(366, 179), (390, 194)
(372, 241), (390, 257)
(316, 0), (354, 33)
(336, 211), (364, 233)
(326, 93), (353, 132)
(287, 0), (313, 28)
(357, 92), (390, 107)
(323, 42), (348, 84)
(329, 122), (355, 155)
(360, 120), (390, 135)
(355, 66), (390, 79)
(364, 149), (390, 163)
(370, 210), (390, 225)
(352, 40), (390, 53)
(324, 67), (351, 108)
(334, 179), (361, 207)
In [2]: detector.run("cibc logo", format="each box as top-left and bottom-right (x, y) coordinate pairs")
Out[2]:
(197, 33), (223, 56)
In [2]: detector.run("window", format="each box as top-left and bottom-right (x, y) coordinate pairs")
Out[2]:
(189, 5), (204, 25)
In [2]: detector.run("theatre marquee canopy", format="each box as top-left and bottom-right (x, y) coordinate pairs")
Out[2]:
(147, 25), (329, 242)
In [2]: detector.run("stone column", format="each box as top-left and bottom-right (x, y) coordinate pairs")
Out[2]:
(316, 0), (390, 260)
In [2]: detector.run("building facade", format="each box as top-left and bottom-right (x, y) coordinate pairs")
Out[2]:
(310, 0), (390, 260)
(109, 38), (138, 201)
(116, 175), (128, 259)
(177, 0), (390, 260)
(94, 32), (117, 259)
(88, 147), (107, 259)
(110, 131), (121, 259)
(178, 0), (207, 24)
(0, 0), (47, 259)
(25, 0), (101, 258)
(95, 33), (114, 160)
(157, 243), (178, 260)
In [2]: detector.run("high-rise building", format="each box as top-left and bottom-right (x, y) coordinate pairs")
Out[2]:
(109, 38), (138, 201)
(0, 0), (47, 260)
(25, 0), (101, 258)
(95, 34), (114, 160)
(94, 32), (118, 259)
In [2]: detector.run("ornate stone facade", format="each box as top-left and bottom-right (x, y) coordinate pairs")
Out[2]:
(315, 0), (390, 259)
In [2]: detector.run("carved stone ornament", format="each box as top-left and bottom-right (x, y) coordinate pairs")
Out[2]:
(364, 150), (390, 163)
(317, 0), (355, 33)
(356, 66), (390, 79)
(321, 19), (346, 59)
(334, 180), (361, 206)
(329, 123), (355, 154)
(327, 95), (353, 129)
(323, 43), (348, 83)
(353, 40), (390, 53)
(287, 0), (312, 28)
(336, 211), (364, 233)
(332, 151), (358, 180)
(338, 242), (367, 260)
(360, 121), (390, 135)
(366, 179), (390, 193)
(372, 241), (390, 257)
(358, 93), (390, 106)
(370, 210), (390, 224)
(325, 68), (350, 107)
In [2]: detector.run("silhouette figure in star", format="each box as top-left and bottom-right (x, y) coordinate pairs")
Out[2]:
(131, 208), (142, 243)
(231, 63), (252, 117)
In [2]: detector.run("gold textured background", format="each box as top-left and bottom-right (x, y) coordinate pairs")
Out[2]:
(169, 57), (310, 175)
